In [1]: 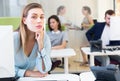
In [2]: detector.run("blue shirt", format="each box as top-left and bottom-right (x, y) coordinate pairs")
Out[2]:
(14, 32), (52, 77)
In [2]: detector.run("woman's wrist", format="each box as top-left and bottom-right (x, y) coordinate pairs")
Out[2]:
(24, 70), (32, 77)
(38, 40), (44, 51)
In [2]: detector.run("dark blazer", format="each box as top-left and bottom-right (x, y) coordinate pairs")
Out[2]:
(86, 22), (106, 41)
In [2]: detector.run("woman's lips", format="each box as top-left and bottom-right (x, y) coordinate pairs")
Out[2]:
(36, 25), (42, 29)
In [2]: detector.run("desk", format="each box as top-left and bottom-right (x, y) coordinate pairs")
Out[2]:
(18, 74), (79, 81)
(80, 71), (96, 81)
(81, 47), (120, 66)
(50, 48), (76, 74)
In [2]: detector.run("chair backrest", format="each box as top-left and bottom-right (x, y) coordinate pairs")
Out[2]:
(0, 17), (66, 31)
(0, 17), (20, 30)
(93, 19), (97, 24)
(46, 24), (65, 31)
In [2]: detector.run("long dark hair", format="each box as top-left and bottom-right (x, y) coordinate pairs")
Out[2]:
(48, 15), (62, 31)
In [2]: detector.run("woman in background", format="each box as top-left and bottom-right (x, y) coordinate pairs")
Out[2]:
(81, 6), (94, 29)
(47, 15), (68, 70)
(14, 3), (51, 77)
(57, 6), (71, 27)
(80, 6), (94, 66)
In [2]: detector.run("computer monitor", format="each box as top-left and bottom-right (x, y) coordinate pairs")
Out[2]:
(109, 16), (120, 46)
(110, 16), (120, 40)
(0, 25), (15, 78)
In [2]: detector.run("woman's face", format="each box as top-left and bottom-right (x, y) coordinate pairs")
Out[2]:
(82, 9), (88, 15)
(23, 8), (44, 32)
(50, 18), (59, 30)
(61, 8), (66, 15)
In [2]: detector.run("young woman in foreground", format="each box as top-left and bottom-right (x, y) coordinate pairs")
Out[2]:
(14, 3), (51, 77)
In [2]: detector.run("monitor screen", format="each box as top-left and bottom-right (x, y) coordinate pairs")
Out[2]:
(0, 25), (15, 78)
(110, 16), (120, 41)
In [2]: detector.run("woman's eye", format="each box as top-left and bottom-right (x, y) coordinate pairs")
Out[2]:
(40, 16), (44, 19)
(31, 16), (37, 19)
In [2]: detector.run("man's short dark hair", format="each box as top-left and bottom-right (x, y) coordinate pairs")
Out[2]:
(105, 10), (115, 17)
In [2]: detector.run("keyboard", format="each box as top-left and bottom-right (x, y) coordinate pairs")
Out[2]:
(103, 46), (120, 51)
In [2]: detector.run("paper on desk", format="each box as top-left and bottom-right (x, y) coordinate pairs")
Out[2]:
(18, 77), (67, 81)
(18, 75), (68, 81)
(110, 16), (120, 40)
(34, 80), (68, 81)
(18, 74), (79, 81)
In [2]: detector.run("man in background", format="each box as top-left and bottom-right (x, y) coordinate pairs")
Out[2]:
(86, 10), (115, 66)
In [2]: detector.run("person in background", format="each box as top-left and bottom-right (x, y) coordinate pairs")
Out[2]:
(14, 3), (52, 77)
(47, 15), (68, 70)
(80, 6), (94, 66)
(86, 10), (115, 66)
(81, 6), (94, 30)
(57, 5), (71, 27)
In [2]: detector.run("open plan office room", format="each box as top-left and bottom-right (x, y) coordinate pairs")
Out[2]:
(1, 0), (120, 81)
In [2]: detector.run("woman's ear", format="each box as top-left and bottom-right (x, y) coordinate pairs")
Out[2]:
(23, 18), (27, 24)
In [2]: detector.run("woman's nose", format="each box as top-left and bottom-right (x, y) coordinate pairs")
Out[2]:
(37, 18), (41, 22)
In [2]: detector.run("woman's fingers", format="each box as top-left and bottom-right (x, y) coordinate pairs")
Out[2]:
(31, 71), (48, 78)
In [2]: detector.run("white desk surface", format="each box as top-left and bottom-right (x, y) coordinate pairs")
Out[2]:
(50, 48), (76, 74)
(50, 48), (76, 58)
(81, 47), (120, 56)
(80, 71), (96, 81)
(18, 74), (79, 81)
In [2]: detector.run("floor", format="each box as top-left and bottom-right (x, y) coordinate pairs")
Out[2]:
(51, 48), (90, 74)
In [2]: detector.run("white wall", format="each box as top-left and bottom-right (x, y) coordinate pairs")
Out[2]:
(97, 0), (114, 22)
(8, 0), (114, 23)
(9, 0), (21, 17)
(38, 0), (114, 23)
(9, 0), (39, 17)
(0, 0), (10, 17)
(39, 0), (97, 26)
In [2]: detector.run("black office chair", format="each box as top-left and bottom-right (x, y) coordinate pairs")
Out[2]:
(93, 19), (97, 24)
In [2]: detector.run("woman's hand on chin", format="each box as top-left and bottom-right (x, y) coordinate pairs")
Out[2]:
(35, 27), (44, 51)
